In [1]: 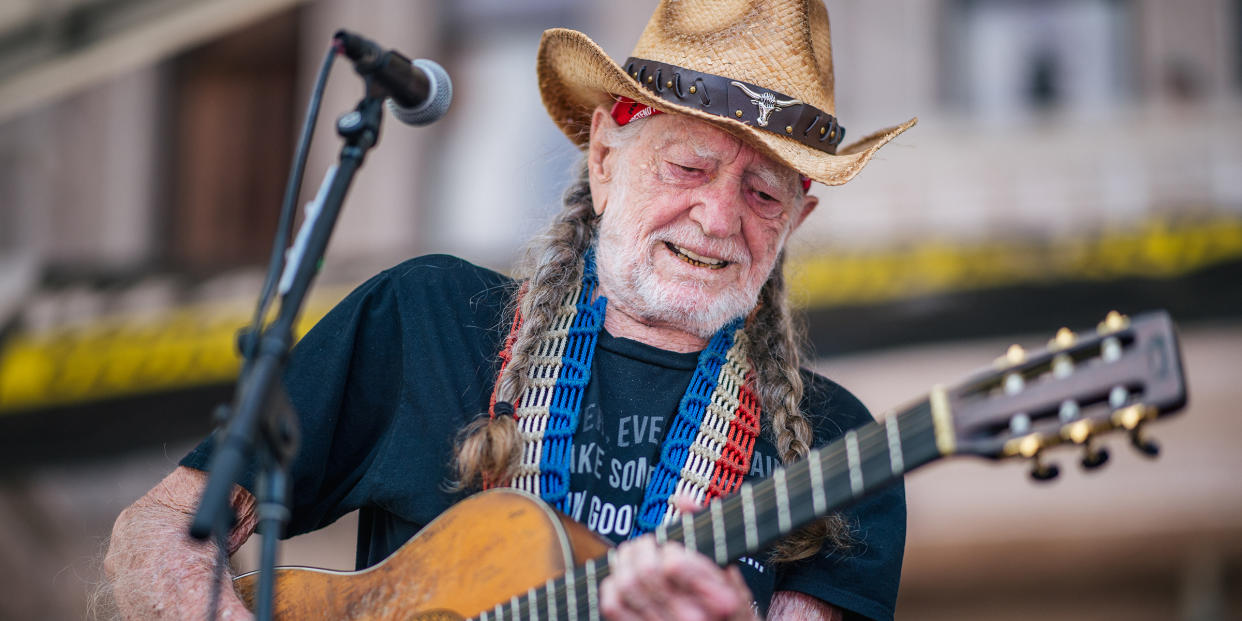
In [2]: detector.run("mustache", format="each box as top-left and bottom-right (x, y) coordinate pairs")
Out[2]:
(648, 226), (750, 265)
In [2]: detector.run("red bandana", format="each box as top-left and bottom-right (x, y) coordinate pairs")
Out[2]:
(610, 97), (812, 193)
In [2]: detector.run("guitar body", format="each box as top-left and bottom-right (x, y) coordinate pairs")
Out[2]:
(235, 489), (613, 620)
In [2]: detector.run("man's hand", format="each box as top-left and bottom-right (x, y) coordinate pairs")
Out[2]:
(600, 495), (757, 621)
(104, 466), (258, 620)
(599, 495), (844, 621)
(601, 535), (757, 621)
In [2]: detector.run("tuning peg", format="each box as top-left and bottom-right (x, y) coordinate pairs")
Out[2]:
(1003, 372), (1025, 395)
(1111, 403), (1159, 457)
(1060, 418), (1108, 470)
(1097, 310), (1130, 334)
(1101, 336), (1122, 363)
(1009, 413), (1032, 435)
(1081, 442), (1110, 470)
(1058, 399), (1080, 422)
(1049, 327), (1077, 349)
(1029, 454), (1060, 482)
(995, 344), (1027, 368)
(1006, 434), (1059, 481)
(1130, 427), (1160, 458)
(1052, 353), (1074, 379)
(1109, 386), (1129, 409)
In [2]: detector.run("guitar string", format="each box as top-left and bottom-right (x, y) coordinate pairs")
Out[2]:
(498, 402), (937, 619)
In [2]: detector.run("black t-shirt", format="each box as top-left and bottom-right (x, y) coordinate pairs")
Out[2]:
(182, 254), (906, 620)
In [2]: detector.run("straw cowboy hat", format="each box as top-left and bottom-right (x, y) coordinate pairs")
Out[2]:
(537, 0), (916, 187)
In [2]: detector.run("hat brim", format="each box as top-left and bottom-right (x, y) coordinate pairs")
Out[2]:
(537, 28), (916, 187)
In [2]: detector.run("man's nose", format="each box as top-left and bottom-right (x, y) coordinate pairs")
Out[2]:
(689, 177), (745, 239)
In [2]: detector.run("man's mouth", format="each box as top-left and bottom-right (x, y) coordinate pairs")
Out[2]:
(665, 242), (728, 269)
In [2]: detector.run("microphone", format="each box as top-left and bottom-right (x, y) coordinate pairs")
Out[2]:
(333, 29), (453, 126)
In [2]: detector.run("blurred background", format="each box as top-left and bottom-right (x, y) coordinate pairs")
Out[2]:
(0, 0), (1239, 619)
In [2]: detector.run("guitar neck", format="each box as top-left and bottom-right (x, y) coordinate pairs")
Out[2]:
(473, 399), (946, 621)
(660, 398), (944, 564)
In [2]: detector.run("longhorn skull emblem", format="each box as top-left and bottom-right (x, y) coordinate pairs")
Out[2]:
(730, 81), (801, 127)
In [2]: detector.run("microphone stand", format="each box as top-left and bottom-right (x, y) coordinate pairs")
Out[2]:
(189, 76), (388, 621)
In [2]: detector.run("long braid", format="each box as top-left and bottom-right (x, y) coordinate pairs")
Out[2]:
(495, 164), (598, 405)
(747, 254), (852, 561)
(746, 254), (813, 464)
(454, 164), (597, 490)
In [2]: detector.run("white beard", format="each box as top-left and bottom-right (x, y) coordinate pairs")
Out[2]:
(594, 212), (761, 340)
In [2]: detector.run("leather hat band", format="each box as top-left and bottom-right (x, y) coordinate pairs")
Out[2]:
(623, 57), (846, 154)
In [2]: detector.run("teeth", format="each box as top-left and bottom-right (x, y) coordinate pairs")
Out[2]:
(666, 242), (727, 269)
(677, 246), (724, 265)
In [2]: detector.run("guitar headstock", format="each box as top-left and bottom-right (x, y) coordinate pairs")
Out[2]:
(944, 310), (1187, 480)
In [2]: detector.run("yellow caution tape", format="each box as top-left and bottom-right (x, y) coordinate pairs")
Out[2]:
(787, 216), (1242, 308)
(0, 290), (346, 413)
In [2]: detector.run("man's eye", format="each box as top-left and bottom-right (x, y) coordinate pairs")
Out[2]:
(674, 163), (701, 173)
(750, 187), (787, 219)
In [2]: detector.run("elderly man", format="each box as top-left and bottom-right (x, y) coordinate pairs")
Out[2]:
(106, 0), (915, 619)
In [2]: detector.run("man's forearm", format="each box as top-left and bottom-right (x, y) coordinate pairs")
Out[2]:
(104, 467), (257, 620)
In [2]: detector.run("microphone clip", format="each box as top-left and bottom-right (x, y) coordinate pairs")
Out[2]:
(333, 30), (431, 110)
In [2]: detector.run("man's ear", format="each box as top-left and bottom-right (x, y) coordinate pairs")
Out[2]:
(790, 193), (818, 232)
(587, 106), (619, 215)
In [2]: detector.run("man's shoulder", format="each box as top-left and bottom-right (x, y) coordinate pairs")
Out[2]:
(363, 254), (515, 308)
(379, 254), (512, 289)
(315, 254), (514, 341)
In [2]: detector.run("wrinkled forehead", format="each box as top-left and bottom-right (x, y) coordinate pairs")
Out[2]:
(637, 113), (801, 189)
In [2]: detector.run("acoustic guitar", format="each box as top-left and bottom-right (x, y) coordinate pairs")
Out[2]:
(235, 311), (1188, 620)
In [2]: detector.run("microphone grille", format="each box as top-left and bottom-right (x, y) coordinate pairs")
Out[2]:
(388, 58), (453, 126)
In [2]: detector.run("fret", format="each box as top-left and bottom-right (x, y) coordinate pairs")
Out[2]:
(655, 526), (667, 545)
(586, 560), (600, 621)
(547, 577), (558, 621)
(896, 401), (942, 470)
(774, 468), (791, 533)
(740, 483), (758, 550)
(710, 499), (727, 564)
(749, 479), (777, 548)
(807, 449), (826, 514)
(682, 510), (697, 553)
(511, 595), (520, 619)
(566, 568), (579, 621)
(845, 430), (863, 496)
(495, 602), (505, 620)
(529, 587), (539, 621)
(885, 414), (904, 476)
(480, 610), (489, 621)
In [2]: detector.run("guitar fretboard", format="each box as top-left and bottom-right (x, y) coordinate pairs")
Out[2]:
(471, 401), (942, 621)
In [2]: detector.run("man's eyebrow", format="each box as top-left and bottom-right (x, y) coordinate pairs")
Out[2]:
(748, 164), (797, 193)
(679, 135), (796, 191)
(674, 140), (718, 162)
